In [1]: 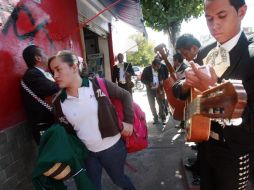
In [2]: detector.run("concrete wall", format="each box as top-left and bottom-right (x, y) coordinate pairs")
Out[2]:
(0, 123), (36, 190)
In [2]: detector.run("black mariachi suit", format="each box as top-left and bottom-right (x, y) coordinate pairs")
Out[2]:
(21, 67), (60, 144)
(112, 62), (134, 94)
(141, 65), (166, 121)
(173, 33), (254, 190)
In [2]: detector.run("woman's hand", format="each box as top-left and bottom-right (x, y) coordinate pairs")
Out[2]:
(121, 122), (133, 137)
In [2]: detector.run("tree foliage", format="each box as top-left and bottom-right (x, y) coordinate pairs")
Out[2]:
(126, 34), (155, 67)
(141, 0), (204, 46)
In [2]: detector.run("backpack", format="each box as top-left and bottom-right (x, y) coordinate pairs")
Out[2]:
(97, 77), (148, 153)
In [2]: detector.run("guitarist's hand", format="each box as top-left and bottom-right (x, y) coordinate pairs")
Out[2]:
(121, 122), (133, 137)
(185, 62), (218, 91)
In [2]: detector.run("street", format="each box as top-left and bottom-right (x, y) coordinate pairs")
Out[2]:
(101, 87), (189, 190)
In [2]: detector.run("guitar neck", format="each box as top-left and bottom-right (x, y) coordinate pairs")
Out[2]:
(185, 97), (201, 120)
(154, 44), (177, 81)
(163, 58), (177, 81)
(186, 81), (247, 120)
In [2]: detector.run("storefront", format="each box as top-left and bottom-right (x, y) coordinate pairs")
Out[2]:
(77, 0), (114, 79)
(0, 0), (145, 188)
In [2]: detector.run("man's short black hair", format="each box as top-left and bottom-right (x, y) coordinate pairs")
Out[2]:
(205, 0), (245, 11)
(22, 45), (41, 68)
(229, 0), (245, 11)
(176, 34), (201, 50)
(173, 53), (183, 63)
(152, 58), (161, 65)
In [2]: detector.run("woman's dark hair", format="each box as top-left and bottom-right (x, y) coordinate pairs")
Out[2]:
(22, 45), (41, 68)
(173, 53), (183, 63)
(176, 34), (201, 50)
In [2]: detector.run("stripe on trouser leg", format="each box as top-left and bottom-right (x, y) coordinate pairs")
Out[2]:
(238, 153), (250, 190)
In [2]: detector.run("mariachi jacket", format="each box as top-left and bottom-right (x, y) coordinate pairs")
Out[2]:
(173, 32), (254, 154)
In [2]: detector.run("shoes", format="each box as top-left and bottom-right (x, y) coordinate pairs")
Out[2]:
(175, 121), (185, 129)
(192, 176), (200, 186)
(184, 163), (198, 172)
(187, 157), (197, 165)
(161, 117), (166, 124)
(191, 145), (198, 150)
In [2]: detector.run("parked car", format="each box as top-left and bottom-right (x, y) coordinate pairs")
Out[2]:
(132, 66), (143, 78)
(132, 66), (144, 90)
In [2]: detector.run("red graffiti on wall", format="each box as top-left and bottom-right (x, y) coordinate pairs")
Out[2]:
(1, 1), (54, 48)
(0, 0), (83, 130)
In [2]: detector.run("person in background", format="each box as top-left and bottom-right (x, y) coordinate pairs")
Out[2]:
(172, 52), (188, 128)
(21, 45), (60, 144)
(156, 55), (170, 117)
(175, 34), (202, 185)
(176, 33), (201, 62)
(141, 58), (166, 124)
(49, 50), (136, 190)
(112, 53), (135, 94)
(173, 0), (254, 189)
(173, 53), (188, 80)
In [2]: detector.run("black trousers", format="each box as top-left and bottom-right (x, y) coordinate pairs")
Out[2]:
(200, 139), (250, 190)
(31, 123), (52, 145)
(118, 83), (132, 95)
(146, 89), (165, 120)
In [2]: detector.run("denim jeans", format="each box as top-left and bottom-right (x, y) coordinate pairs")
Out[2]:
(85, 139), (136, 190)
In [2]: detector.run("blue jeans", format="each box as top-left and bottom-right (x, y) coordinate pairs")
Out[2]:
(85, 139), (136, 190)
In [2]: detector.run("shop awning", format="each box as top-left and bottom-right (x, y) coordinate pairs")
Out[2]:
(98, 0), (146, 34)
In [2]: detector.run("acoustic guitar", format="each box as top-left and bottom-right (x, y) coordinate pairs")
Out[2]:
(154, 44), (185, 120)
(185, 80), (247, 142)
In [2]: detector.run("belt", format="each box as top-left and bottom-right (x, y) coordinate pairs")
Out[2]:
(209, 131), (220, 141)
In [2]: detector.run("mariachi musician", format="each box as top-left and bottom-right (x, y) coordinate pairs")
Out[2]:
(141, 58), (167, 124)
(112, 53), (135, 94)
(172, 0), (254, 189)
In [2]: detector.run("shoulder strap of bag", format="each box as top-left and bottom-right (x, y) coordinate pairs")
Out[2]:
(21, 80), (53, 111)
(96, 77), (109, 97)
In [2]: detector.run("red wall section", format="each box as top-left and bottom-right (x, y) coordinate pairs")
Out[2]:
(0, 0), (83, 130)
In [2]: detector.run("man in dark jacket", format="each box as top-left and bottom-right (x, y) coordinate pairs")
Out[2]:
(21, 45), (59, 144)
(141, 58), (166, 124)
(112, 53), (135, 94)
(175, 35), (202, 185)
(173, 0), (254, 189)
(173, 53), (188, 80)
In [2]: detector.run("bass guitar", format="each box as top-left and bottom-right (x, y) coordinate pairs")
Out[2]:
(185, 80), (247, 142)
(154, 44), (185, 120)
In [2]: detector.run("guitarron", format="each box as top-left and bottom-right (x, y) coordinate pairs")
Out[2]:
(154, 44), (185, 120)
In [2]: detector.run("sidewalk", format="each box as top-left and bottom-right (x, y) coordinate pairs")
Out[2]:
(102, 89), (190, 190)
(101, 89), (254, 190)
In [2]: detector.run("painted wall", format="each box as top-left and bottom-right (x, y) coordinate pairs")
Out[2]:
(0, 0), (83, 130)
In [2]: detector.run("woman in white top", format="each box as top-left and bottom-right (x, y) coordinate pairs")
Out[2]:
(49, 50), (136, 190)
